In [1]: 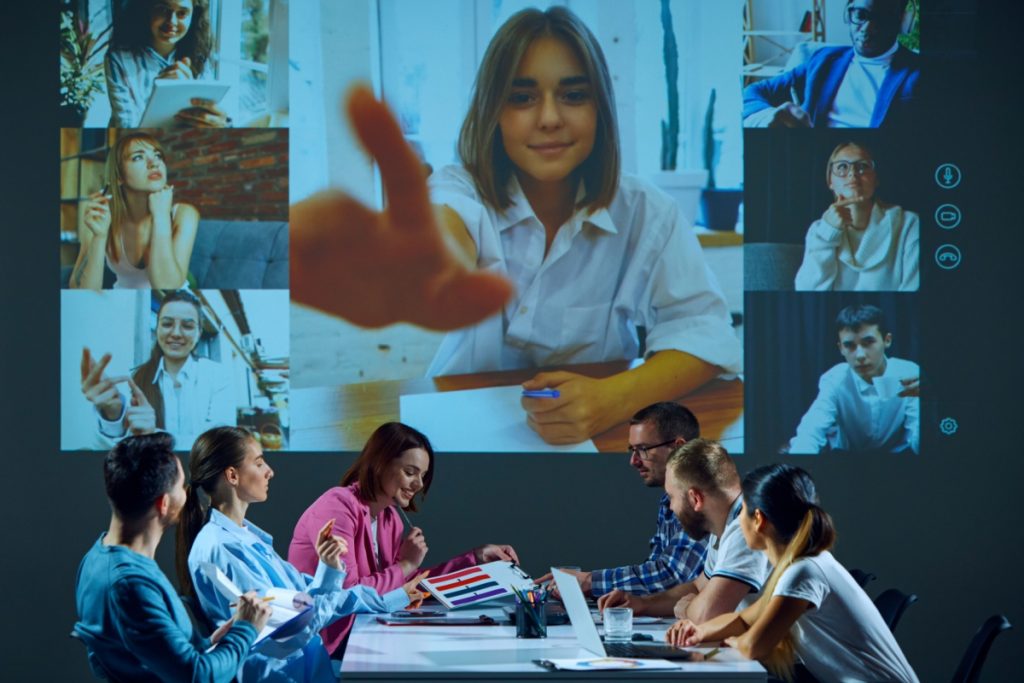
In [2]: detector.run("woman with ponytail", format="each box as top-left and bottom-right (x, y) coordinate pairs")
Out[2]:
(665, 464), (918, 683)
(176, 427), (423, 682)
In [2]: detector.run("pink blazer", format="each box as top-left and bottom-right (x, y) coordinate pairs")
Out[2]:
(287, 483), (476, 654)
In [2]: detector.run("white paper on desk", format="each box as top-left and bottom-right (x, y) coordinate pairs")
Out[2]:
(198, 562), (313, 643)
(400, 385), (598, 453)
(539, 657), (681, 671)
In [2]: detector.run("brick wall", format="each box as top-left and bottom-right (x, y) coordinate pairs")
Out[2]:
(155, 128), (289, 221)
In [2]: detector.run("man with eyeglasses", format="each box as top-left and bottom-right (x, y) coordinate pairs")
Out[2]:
(743, 0), (919, 128)
(535, 402), (709, 599)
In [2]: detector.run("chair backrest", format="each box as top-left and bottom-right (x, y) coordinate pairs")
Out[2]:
(70, 629), (116, 681)
(188, 219), (289, 289)
(848, 568), (877, 589)
(744, 242), (804, 291)
(873, 588), (918, 633)
(950, 614), (1012, 683)
(180, 593), (217, 639)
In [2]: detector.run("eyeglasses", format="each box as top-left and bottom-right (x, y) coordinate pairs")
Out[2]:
(844, 6), (895, 27)
(627, 439), (678, 461)
(830, 159), (875, 178)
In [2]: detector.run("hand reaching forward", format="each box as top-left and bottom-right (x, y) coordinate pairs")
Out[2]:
(290, 85), (513, 331)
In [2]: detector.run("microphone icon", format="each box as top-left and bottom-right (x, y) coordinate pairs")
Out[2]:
(935, 163), (961, 189)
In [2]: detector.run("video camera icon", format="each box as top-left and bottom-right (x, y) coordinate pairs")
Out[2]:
(935, 244), (962, 270)
(934, 204), (961, 230)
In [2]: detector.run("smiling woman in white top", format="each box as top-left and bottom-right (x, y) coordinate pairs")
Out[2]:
(81, 290), (234, 449)
(794, 141), (919, 292)
(289, 7), (740, 447)
(666, 464), (918, 683)
(70, 132), (199, 290)
(105, 0), (227, 128)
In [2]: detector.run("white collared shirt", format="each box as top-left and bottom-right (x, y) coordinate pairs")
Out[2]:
(789, 356), (920, 453)
(97, 354), (234, 449)
(426, 165), (741, 376)
(105, 47), (211, 128)
(827, 41), (900, 128)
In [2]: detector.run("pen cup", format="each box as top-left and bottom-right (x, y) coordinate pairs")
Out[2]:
(515, 594), (547, 639)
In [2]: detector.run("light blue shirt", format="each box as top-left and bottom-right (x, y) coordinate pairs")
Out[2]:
(74, 534), (257, 683)
(105, 46), (211, 128)
(188, 509), (409, 682)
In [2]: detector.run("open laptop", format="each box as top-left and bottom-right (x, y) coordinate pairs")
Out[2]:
(551, 568), (693, 660)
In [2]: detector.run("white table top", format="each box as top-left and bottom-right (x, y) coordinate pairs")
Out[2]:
(342, 607), (767, 681)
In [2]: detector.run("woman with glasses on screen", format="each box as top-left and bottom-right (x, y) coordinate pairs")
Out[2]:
(71, 132), (198, 290)
(287, 422), (519, 656)
(795, 142), (919, 291)
(80, 290), (234, 449)
(105, 0), (227, 128)
(291, 6), (740, 446)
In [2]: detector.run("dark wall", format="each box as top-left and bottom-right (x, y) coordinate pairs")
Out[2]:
(4, 2), (1023, 682)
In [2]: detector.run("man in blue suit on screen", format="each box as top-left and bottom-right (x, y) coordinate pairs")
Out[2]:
(743, 0), (919, 128)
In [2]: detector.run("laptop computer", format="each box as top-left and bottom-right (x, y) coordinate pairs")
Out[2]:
(551, 568), (693, 661)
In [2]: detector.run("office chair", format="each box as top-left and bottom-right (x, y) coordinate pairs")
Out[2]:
(950, 614), (1012, 683)
(873, 588), (918, 633)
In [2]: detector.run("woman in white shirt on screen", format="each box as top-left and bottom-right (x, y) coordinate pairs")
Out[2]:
(665, 463), (918, 683)
(794, 142), (919, 291)
(70, 132), (198, 290)
(290, 7), (740, 446)
(80, 289), (234, 449)
(105, 0), (227, 128)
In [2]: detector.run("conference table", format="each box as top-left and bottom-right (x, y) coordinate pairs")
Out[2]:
(341, 608), (766, 681)
(291, 360), (743, 452)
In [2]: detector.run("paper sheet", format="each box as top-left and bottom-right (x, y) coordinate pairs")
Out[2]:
(400, 385), (598, 453)
(537, 657), (681, 671)
(198, 563), (312, 643)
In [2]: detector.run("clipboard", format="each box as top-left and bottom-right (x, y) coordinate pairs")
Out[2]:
(419, 561), (534, 609)
(139, 79), (230, 128)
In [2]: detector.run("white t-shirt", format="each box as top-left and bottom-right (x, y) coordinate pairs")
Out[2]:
(427, 166), (741, 376)
(827, 42), (899, 128)
(703, 498), (771, 609)
(774, 552), (919, 683)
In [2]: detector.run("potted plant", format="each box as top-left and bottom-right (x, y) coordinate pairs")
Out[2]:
(699, 89), (742, 231)
(60, 8), (110, 127)
(650, 0), (706, 227)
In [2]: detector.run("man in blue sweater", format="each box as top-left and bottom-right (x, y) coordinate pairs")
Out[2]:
(744, 0), (919, 128)
(74, 433), (271, 682)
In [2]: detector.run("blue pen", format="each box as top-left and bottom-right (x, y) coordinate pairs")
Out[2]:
(522, 389), (560, 398)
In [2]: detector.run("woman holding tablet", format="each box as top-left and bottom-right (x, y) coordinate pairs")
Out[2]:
(178, 426), (422, 682)
(290, 7), (740, 445)
(794, 142), (919, 291)
(288, 422), (519, 655)
(105, 0), (227, 128)
(665, 464), (918, 683)
(71, 132), (198, 290)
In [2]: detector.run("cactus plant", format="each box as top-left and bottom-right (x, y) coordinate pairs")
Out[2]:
(659, 0), (679, 171)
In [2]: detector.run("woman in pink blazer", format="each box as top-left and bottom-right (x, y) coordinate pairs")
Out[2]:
(288, 422), (519, 655)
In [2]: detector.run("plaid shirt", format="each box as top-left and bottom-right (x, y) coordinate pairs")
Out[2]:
(591, 494), (708, 596)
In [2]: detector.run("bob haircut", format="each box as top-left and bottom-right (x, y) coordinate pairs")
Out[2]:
(104, 131), (169, 263)
(340, 422), (435, 512)
(111, 0), (214, 77)
(458, 6), (620, 212)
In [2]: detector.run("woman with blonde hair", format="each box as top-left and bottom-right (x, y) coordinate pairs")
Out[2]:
(665, 464), (918, 683)
(794, 141), (919, 291)
(70, 131), (198, 289)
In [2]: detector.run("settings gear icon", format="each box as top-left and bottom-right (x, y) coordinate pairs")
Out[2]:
(939, 417), (959, 436)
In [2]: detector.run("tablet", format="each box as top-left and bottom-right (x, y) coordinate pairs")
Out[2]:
(139, 79), (230, 128)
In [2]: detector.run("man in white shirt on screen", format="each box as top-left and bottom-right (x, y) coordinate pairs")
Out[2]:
(597, 439), (770, 623)
(788, 304), (919, 454)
